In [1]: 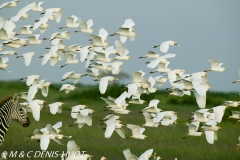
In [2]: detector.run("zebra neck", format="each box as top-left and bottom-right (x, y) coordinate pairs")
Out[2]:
(0, 106), (13, 140)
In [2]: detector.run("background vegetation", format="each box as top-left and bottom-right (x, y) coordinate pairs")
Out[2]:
(0, 80), (239, 160)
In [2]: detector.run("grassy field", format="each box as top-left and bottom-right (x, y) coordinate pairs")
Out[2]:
(0, 80), (240, 160)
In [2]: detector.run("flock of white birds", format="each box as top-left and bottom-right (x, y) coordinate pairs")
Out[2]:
(0, 0), (240, 160)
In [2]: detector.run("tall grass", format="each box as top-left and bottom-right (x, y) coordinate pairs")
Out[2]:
(0, 80), (239, 160)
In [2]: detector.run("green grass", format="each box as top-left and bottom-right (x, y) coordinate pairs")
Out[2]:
(0, 80), (240, 160)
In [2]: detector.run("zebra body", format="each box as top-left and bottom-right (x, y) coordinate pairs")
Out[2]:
(0, 94), (30, 146)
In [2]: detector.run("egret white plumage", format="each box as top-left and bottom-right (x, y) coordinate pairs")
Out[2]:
(75, 18), (94, 34)
(60, 52), (79, 68)
(223, 101), (240, 107)
(0, 20), (16, 40)
(30, 2), (45, 12)
(29, 99), (45, 121)
(0, 57), (10, 72)
(139, 50), (161, 59)
(205, 60), (227, 72)
(43, 8), (62, 23)
(48, 102), (65, 115)
(103, 118), (125, 138)
(70, 105), (88, 119)
(27, 34), (44, 45)
(59, 84), (76, 94)
(129, 95), (146, 104)
(59, 15), (80, 29)
(127, 124), (147, 139)
(149, 60), (172, 73)
(10, 2), (36, 22)
(40, 45), (61, 66)
(183, 121), (203, 138)
(110, 18), (138, 44)
(19, 74), (41, 86)
(146, 53), (176, 69)
(16, 52), (37, 66)
(153, 40), (179, 53)
(90, 28), (109, 47)
(99, 76), (118, 94)
(65, 140), (93, 160)
(0, 0), (18, 9)
(62, 71), (87, 84)
(18, 25), (34, 35)
(141, 99), (162, 113)
(123, 148), (153, 160)
(142, 111), (159, 127)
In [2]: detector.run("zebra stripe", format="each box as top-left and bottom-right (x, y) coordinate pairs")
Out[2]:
(0, 94), (30, 146)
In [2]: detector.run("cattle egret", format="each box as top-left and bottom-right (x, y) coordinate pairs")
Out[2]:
(20, 74), (41, 86)
(205, 60), (227, 72)
(65, 140), (93, 160)
(75, 18), (94, 34)
(48, 102), (65, 114)
(62, 71), (87, 84)
(99, 76), (118, 94)
(153, 40), (179, 53)
(183, 121), (203, 138)
(0, 0), (19, 9)
(139, 50), (161, 59)
(110, 18), (138, 43)
(103, 118), (125, 138)
(0, 57), (10, 72)
(16, 52), (37, 66)
(10, 2), (35, 22)
(123, 148), (153, 160)
(19, 25), (34, 35)
(60, 84), (76, 94)
(28, 34), (44, 45)
(90, 28), (109, 47)
(30, 2), (45, 12)
(59, 15), (80, 29)
(127, 124), (147, 139)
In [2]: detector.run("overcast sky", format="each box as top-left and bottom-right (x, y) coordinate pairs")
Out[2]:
(0, 0), (239, 92)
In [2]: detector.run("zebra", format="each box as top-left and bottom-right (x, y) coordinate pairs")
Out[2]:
(0, 93), (30, 146)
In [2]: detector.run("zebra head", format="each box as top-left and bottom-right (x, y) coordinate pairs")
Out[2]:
(11, 94), (30, 127)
